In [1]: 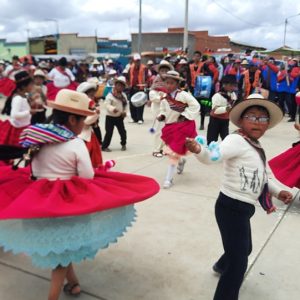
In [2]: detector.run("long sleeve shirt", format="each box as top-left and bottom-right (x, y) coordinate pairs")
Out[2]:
(48, 67), (75, 88)
(10, 95), (31, 128)
(195, 134), (282, 206)
(105, 92), (128, 117)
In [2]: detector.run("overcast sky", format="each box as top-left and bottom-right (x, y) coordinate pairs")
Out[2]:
(0, 0), (300, 49)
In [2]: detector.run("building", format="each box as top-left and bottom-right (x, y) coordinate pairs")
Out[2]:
(97, 38), (131, 66)
(131, 28), (266, 58)
(0, 39), (27, 61)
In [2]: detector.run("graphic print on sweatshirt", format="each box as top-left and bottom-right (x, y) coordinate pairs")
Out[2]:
(239, 167), (261, 193)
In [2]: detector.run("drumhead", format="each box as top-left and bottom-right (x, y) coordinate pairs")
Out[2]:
(131, 91), (147, 107)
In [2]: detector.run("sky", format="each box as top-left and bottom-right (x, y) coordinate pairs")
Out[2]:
(0, 0), (300, 50)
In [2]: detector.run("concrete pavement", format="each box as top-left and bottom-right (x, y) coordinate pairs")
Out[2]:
(0, 100), (299, 300)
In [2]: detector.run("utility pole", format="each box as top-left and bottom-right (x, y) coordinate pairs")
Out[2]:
(138, 0), (142, 54)
(283, 18), (288, 46)
(183, 0), (189, 53)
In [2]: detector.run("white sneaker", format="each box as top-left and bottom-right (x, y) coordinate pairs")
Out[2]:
(138, 120), (144, 124)
(129, 119), (136, 123)
(177, 158), (186, 174)
(163, 180), (173, 189)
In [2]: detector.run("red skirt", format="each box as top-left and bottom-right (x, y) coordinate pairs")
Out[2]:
(85, 133), (103, 168)
(269, 143), (300, 188)
(0, 120), (27, 146)
(0, 78), (16, 97)
(161, 120), (197, 155)
(46, 82), (79, 100)
(0, 166), (160, 220)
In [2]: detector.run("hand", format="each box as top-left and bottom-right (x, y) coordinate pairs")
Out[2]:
(267, 206), (277, 214)
(226, 105), (231, 112)
(113, 108), (118, 113)
(185, 138), (201, 154)
(177, 115), (187, 122)
(121, 112), (127, 118)
(157, 115), (166, 122)
(278, 190), (293, 204)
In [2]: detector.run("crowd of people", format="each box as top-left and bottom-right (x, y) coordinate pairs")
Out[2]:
(0, 50), (298, 300)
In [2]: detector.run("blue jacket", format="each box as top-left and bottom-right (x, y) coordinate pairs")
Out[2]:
(261, 66), (278, 92)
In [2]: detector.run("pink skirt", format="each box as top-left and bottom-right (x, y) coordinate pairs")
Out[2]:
(0, 120), (27, 146)
(0, 78), (16, 97)
(269, 143), (300, 188)
(161, 120), (197, 155)
(46, 82), (79, 100)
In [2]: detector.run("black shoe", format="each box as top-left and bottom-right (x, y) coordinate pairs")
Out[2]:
(121, 145), (126, 151)
(102, 148), (112, 152)
(288, 118), (295, 122)
(199, 125), (204, 130)
(212, 263), (224, 275)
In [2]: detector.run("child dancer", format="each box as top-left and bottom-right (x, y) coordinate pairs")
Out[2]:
(0, 89), (159, 300)
(186, 94), (293, 300)
(77, 81), (103, 167)
(149, 60), (173, 157)
(102, 76), (128, 152)
(157, 70), (200, 188)
(0, 71), (37, 146)
(207, 75), (237, 144)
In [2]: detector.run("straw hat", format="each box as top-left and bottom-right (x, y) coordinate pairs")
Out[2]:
(38, 61), (49, 69)
(47, 89), (95, 116)
(76, 82), (97, 94)
(147, 60), (154, 65)
(114, 76), (127, 87)
(33, 69), (46, 78)
(230, 94), (283, 129)
(178, 59), (188, 65)
(164, 70), (184, 82)
(108, 69), (117, 76)
(241, 59), (249, 66)
(92, 59), (100, 65)
(157, 60), (174, 72)
(87, 77), (100, 85)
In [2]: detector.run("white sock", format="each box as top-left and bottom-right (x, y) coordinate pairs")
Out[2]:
(165, 164), (176, 182)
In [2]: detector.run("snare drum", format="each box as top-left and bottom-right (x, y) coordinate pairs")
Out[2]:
(194, 76), (212, 99)
(131, 91), (148, 107)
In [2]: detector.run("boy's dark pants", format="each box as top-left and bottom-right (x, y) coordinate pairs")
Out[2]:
(207, 116), (229, 144)
(102, 116), (127, 149)
(214, 192), (255, 300)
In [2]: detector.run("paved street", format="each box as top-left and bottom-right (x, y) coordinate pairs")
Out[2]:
(0, 100), (299, 300)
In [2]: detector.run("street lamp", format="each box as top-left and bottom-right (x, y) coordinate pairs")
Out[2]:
(137, 0), (142, 54)
(283, 13), (300, 46)
(183, 0), (189, 53)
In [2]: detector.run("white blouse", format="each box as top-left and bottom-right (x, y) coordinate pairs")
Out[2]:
(48, 68), (75, 88)
(32, 138), (94, 180)
(10, 95), (31, 128)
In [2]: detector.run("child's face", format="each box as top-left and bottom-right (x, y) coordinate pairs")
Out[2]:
(34, 76), (44, 86)
(239, 107), (270, 140)
(24, 82), (34, 94)
(223, 83), (237, 92)
(114, 82), (125, 93)
(165, 78), (179, 92)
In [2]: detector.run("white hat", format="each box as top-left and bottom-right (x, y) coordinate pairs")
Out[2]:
(38, 61), (49, 69)
(157, 60), (174, 72)
(33, 69), (46, 77)
(230, 94), (283, 129)
(178, 59), (188, 65)
(47, 89), (95, 116)
(147, 60), (154, 65)
(133, 53), (141, 61)
(107, 59), (113, 64)
(164, 70), (184, 82)
(92, 59), (100, 65)
(87, 77), (100, 85)
(76, 81), (97, 94)
(114, 76), (127, 87)
(108, 69), (117, 76)
(0, 60), (5, 64)
(122, 69), (129, 74)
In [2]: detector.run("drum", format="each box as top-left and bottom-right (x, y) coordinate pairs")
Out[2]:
(194, 76), (212, 99)
(95, 83), (105, 99)
(131, 91), (148, 107)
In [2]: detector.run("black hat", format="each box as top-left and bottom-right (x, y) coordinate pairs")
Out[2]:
(221, 75), (237, 85)
(58, 57), (68, 67)
(14, 71), (33, 88)
(12, 55), (19, 61)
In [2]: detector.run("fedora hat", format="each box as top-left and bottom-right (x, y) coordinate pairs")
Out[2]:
(76, 81), (97, 94)
(47, 89), (95, 116)
(230, 94), (283, 129)
(114, 76), (127, 87)
(164, 70), (184, 82)
(156, 60), (174, 72)
(33, 69), (46, 78)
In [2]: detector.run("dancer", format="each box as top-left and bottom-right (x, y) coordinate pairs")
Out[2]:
(186, 94), (293, 300)
(207, 75), (237, 144)
(77, 81), (103, 168)
(157, 70), (200, 188)
(102, 76), (128, 152)
(149, 60), (173, 157)
(0, 89), (159, 300)
(0, 71), (37, 146)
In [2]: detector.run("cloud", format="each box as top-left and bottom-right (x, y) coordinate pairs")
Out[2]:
(0, 0), (299, 49)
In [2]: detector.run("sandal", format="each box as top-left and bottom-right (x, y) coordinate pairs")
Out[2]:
(152, 152), (163, 158)
(63, 283), (81, 297)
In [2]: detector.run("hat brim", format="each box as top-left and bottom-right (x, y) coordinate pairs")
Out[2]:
(230, 98), (283, 129)
(156, 63), (174, 72)
(164, 74), (184, 82)
(114, 80), (127, 87)
(47, 101), (95, 117)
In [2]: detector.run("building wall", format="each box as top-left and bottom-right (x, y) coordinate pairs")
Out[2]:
(131, 33), (195, 56)
(0, 39), (27, 60)
(29, 40), (45, 55)
(58, 34), (97, 55)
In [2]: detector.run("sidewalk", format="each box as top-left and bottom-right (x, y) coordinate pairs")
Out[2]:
(0, 103), (299, 300)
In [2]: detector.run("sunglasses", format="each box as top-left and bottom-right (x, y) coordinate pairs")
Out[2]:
(243, 115), (270, 124)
